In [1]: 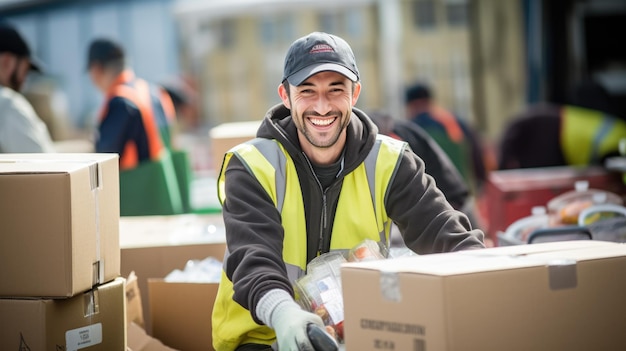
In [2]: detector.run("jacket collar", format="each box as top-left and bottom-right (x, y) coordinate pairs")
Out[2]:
(257, 103), (378, 176)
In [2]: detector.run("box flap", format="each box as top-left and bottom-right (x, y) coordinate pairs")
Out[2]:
(0, 162), (87, 174)
(148, 279), (217, 351)
(342, 241), (625, 276)
(0, 153), (117, 162)
(0, 154), (117, 174)
(209, 120), (261, 139)
(128, 322), (178, 351)
(119, 214), (225, 248)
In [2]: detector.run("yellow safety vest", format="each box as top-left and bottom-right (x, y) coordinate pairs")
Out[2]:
(561, 106), (626, 166)
(212, 135), (406, 350)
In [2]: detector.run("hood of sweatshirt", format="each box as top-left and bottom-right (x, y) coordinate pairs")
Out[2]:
(256, 103), (379, 175)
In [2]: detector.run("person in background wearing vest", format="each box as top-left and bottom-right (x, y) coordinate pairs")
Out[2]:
(86, 38), (174, 169)
(0, 23), (55, 153)
(213, 32), (485, 351)
(405, 82), (487, 195)
(498, 78), (626, 169)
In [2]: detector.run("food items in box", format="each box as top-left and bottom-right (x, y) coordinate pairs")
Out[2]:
(547, 181), (623, 226)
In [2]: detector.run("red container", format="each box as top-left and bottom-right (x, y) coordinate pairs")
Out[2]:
(483, 166), (626, 244)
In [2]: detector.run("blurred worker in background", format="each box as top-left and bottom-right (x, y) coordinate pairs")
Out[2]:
(405, 82), (487, 194)
(0, 23), (55, 153)
(86, 37), (175, 169)
(87, 37), (188, 217)
(498, 78), (626, 170)
(368, 109), (484, 231)
(161, 76), (201, 133)
(212, 31), (484, 351)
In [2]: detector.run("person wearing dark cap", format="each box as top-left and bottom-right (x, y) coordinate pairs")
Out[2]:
(212, 32), (484, 351)
(0, 23), (55, 153)
(405, 81), (487, 195)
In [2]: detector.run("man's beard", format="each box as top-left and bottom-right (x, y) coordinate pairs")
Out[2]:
(300, 111), (348, 148)
(9, 66), (23, 92)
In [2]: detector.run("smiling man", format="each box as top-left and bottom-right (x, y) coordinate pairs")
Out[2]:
(212, 32), (485, 351)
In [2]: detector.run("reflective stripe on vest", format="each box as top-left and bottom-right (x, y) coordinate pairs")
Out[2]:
(99, 71), (164, 170)
(560, 105), (626, 165)
(212, 135), (406, 350)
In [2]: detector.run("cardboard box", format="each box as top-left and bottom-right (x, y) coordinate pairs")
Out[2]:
(120, 214), (226, 333)
(128, 322), (178, 351)
(148, 280), (219, 351)
(209, 120), (261, 171)
(342, 241), (626, 351)
(0, 277), (126, 350)
(126, 271), (145, 328)
(0, 153), (120, 297)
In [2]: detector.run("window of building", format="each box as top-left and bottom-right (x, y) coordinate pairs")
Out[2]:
(445, 0), (469, 27)
(260, 15), (294, 45)
(318, 9), (366, 38)
(319, 11), (339, 34)
(218, 18), (235, 48)
(345, 9), (365, 38)
(260, 17), (276, 44)
(413, 0), (436, 30)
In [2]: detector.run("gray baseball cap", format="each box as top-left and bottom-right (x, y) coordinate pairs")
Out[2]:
(282, 32), (359, 86)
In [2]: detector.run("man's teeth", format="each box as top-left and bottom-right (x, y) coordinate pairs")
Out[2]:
(310, 118), (335, 126)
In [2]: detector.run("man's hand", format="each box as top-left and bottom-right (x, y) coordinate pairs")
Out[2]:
(256, 289), (326, 351)
(271, 300), (325, 350)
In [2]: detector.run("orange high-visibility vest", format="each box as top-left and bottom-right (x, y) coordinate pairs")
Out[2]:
(99, 70), (164, 170)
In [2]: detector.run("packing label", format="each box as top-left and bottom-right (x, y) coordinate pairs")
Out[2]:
(65, 323), (103, 351)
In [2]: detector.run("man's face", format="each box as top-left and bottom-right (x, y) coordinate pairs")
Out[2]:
(88, 64), (107, 93)
(3, 55), (30, 91)
(279, 71), (361, 154)
(12, 58), (30, 91)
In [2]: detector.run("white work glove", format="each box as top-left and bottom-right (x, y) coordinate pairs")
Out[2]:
(256, 289), (325, 351)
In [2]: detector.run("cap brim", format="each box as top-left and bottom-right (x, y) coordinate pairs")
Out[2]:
(286, 63), (358, 86)
(28, 56), (43, 73)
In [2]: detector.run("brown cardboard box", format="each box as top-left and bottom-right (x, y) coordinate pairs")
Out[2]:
(0, 277), (126, 350)
(342, 241), (626, 351)
(120, 214), (226, 333)
(148, 280), (219, 351)
(0, 153), (120, 298)
(209, 120), (261, 171)
(126, 271), (145, 328)
(128, 322), (179, 351)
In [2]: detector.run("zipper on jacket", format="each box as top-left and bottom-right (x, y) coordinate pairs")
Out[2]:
(319, 192), (328, 255)
(301, 152), (329, 257)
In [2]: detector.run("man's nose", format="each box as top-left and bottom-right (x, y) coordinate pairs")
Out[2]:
(313, 95), (332, 116)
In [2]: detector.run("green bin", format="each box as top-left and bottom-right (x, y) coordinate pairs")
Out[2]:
(119, 151), (183, 216)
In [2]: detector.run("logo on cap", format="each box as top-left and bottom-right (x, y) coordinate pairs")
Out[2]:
(310, 44), (334, 54)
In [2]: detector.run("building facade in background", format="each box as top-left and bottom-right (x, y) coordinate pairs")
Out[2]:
(173, 0), (480, 131)
(4, 0), (622, 142)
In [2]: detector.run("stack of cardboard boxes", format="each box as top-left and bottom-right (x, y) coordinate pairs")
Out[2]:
(0, 154), (126, 350)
